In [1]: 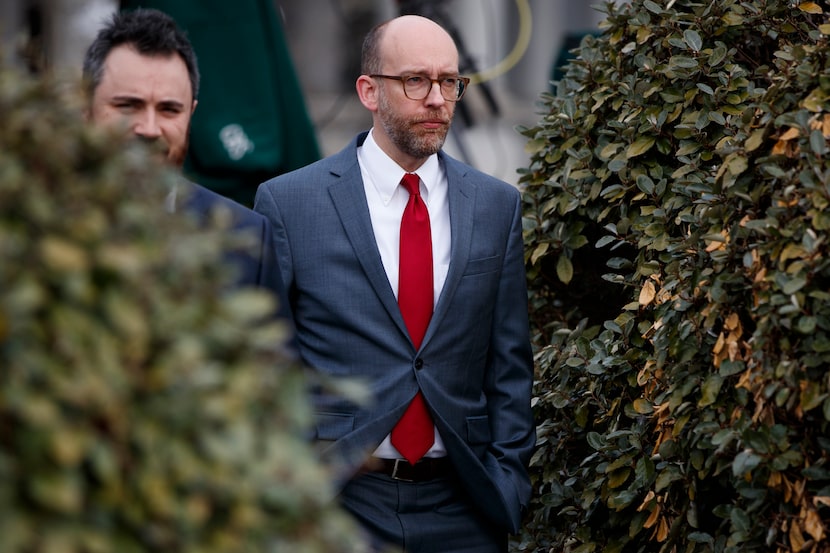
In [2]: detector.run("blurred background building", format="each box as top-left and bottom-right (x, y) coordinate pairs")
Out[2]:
(1, 0), (618, 198)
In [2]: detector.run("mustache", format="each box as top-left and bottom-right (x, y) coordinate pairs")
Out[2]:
(413, 115), (451, 125)
(133, 135), (169, 154)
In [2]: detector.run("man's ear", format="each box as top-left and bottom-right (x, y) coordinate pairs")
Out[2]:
(356, 75), (379, 112)
(190, 100), (198, 115)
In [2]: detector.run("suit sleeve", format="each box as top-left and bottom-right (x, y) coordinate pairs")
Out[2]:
(254, 181), (292, 291)
(254, 202), (298, 355)
(483, 190), (535, 530)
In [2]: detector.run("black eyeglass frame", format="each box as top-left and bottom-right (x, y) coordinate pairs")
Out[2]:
(369, 73), (471, 102)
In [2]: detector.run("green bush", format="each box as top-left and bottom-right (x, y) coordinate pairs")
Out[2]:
(520, 1), (830, 552)
(0, 66), (366, 552)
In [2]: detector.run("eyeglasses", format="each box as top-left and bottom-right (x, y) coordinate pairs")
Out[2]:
(370, 73), (470, 102)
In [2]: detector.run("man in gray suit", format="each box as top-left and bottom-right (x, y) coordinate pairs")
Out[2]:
(255, 15), (534, 553)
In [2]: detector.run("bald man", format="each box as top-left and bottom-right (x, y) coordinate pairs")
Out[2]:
(255, 15), (534, 552)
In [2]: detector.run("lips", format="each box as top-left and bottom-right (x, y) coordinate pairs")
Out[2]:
(417, 119), (449, 130)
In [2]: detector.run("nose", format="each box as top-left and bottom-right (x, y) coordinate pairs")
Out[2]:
(424, 80), (446, 107)
(133, 109), (161, 139)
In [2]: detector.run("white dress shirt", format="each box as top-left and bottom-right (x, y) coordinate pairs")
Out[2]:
(358, 129), (450, 459)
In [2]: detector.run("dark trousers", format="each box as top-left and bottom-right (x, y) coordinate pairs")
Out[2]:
(340, 471), (507, 553)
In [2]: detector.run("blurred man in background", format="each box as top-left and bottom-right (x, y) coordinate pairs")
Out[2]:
(83, 7), (293, 328)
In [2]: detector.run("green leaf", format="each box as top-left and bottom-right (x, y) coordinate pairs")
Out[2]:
(600, 142), (624, 160)
(731, 508), (752, 534)
(531, 242), (549, 265)
(676, 141), (701, 156)
(719, 360), (745, 377)
(699, 375), (724, 407)
(556, 254), (574, 284)
(635, 456), (655, 484)
(30, 473), (83, 514)
(722, 12), (744, 26)
(745, 129), (765, 152)
(697, 83), (715, 95)
(780, 276), (807, 295)
(633, 398), (653, 414)
(587, 431), (606, 450)
(796, 316), (816, 334)
(732, 450), (762, 477)
(689, 532), (714, 544)
(670, 55), (700, 69)
(566, 234), (589, 249)
(607, 468), (631, 488)
(636, 174), (655, 194)
(525, 138), (547, 154)
(655, 466), (682, 491)
(684, 29), (703, 52)
(709, 44), (727, 66)
(800, 381), (826, 411)
(809, 129), (827, 155)
(627, 136), (656, 158)
(607, 490), (638, 511)
(643, 0), (662, 14)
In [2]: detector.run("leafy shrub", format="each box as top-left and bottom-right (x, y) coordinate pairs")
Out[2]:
(0, 65), (366, 552)
(520, 1), (830, 552)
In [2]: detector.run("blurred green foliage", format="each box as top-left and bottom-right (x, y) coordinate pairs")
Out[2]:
(519, 1), (830, 552)
(0, 64), (366, 552)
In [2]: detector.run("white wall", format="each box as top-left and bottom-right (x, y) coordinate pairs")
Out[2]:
(279, 0), (608, 100)
(1, 0), (116, 77)
(42, 0), (117, 78)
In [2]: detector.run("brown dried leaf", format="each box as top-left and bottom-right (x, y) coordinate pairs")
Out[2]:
(643, 505), (661, 529)
(798, 2), (823, 14)
(781, 127), (801, 140)
(639, 280), (656, 306)
(790, 518), (806, 552)
(804, 508), (824, 542)
(656, 517), (670, 541)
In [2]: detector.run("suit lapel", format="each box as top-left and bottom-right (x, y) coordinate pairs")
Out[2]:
(327, 139), (411, 343)
(421, 155), (475, 350)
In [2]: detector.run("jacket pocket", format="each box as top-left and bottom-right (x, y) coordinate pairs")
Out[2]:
(316, 412), (354, 440)
(466, 415), (492, 444)
(463, 255), (501, 276)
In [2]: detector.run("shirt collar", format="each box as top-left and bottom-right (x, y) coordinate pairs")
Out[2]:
(360, 128), (441, 204)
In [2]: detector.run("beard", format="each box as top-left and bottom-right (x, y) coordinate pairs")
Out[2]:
(167, 131), (189, 167)
(135, 122), (190, 168)
(165, 120), (191, 167)
(378, 91), (452, 159)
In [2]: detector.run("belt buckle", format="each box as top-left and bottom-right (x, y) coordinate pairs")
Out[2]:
(390, 458), (414, 482)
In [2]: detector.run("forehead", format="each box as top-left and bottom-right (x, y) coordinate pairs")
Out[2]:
(380, 21), (459, 73)
(96, 44), (193, 102)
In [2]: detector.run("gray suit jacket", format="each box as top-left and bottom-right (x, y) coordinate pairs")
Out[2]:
(254, 132), (534, 532)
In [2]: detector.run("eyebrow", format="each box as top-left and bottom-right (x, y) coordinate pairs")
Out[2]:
(109, 95), (186, 109)
(157, 100), (186, 110)
(109, 94), (144, 103)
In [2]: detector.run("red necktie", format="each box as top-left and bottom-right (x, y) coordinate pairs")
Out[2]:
(391, 172), (435, 465)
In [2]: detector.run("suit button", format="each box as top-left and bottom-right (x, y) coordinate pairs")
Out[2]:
(414, 358), (424, 370)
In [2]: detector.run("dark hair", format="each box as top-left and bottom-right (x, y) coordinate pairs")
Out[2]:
(360, 20), (390, 75)
(82, 8), (200, 100)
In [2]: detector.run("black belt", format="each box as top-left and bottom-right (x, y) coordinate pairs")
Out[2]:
(366, 457), (453, 482)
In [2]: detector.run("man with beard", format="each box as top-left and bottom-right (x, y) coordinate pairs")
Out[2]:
(254, 15), (534, 552)
(83, 8), (293, 329)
